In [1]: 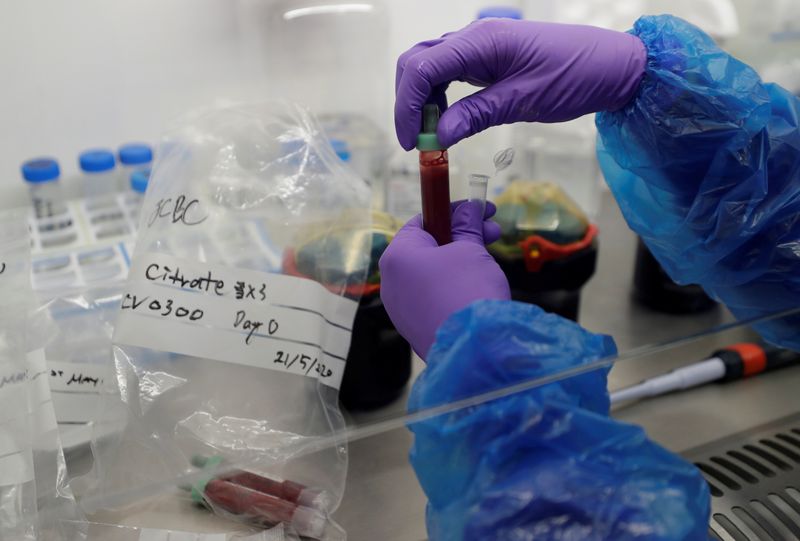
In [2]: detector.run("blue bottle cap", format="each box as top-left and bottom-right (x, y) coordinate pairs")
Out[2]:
(477, 6), (523, 20)
(330, 139), (351, 162)
(21, 158), (60, 183)
(130, 168), (151, 194)
(79, 149), (116, 172)
(118, 143), (153, 166)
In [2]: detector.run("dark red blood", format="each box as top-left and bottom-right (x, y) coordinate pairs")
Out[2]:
(203, 478), (297, 526)
(419, 150), (452, 245)
(223, 471), (305, 504)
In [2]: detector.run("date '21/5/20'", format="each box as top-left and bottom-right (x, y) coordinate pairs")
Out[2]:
(273, 350), (333, 379)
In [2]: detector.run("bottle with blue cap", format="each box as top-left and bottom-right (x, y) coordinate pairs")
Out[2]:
(79, 148), (118, 200)
(118, 143), (153, 192)
(128, 168), (150, 217)
(21, 157), (66, 219)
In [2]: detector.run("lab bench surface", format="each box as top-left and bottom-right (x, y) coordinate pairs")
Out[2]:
(64, 192), (799, 540)
(335, 191), (800, 540)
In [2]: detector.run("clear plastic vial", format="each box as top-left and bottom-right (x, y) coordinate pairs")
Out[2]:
(118, 143), (153, 191)
(79, 149), (118, 199)
(468, 173), (490, 216)
(21, 157), (66, 218)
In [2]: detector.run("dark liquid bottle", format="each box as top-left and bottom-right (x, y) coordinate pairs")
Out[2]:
(419, 149), (452, 245)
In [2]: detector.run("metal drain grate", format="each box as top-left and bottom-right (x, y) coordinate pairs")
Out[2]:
(682, 413), (800, 540)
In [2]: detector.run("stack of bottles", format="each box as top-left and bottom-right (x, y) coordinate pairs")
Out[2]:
(21, 143), (153, 291)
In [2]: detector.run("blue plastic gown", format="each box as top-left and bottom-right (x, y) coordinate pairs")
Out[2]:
(597, 15), (800, 350)
(408, 300), (710, 541)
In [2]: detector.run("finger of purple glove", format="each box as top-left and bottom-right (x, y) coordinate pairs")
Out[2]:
(393, 201), (500, 247)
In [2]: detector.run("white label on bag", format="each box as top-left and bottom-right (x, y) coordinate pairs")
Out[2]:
(27, 349), (58, 433)
(113, 253), (358, 389)
(0, 359), (35, 485)
(47, 361), (106, 393)
(47, 361), (106, 424)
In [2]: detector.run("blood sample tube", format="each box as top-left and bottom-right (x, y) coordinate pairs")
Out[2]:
(197, 478), (326, 538)
(417, 104), (452, 245)
(191, 455), (330, 511)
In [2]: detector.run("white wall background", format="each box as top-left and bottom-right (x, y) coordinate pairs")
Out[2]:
(0, 0), (498, 206)
(0, 0), (791, 207)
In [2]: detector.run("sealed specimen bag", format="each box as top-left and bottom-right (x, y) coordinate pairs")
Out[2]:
(0, 209), (38, 539)
(84, 102), (372, 539)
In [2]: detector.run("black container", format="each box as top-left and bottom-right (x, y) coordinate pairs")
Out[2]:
(492, 239), (598, 322)
(633, 238), (717, 314)
(339, 292), (412, 411)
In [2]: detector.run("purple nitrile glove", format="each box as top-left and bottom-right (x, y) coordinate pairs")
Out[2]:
(394, 18), (647, 150)
(380, 200), (510, 360)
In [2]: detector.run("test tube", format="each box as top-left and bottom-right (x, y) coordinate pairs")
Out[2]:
(468, 174), (489, 217)
(197, 479), (326, 538)
(417, 104), (452, 245)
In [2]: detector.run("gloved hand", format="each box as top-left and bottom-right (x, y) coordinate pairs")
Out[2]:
(394, 18), (647, 150)
(380, 200), (509, 359)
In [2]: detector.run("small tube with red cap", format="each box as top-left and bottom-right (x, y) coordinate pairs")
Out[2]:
(610, 341), (800, 405)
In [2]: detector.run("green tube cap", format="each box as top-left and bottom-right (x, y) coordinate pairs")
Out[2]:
(188, 454), (223, 503)
(416, 104), (446, 151)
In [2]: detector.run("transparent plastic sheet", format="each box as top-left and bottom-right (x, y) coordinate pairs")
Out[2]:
(81, 101), (371, 539)
(0, 209), (38, 539)
(60, 520), (302, 540)
(0, 211), (87, 540)
(54, 304), (800, 536)
(25, 303), (87, 541)
(33, 285), (123, 451)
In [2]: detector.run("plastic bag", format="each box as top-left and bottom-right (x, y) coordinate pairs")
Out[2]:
(83, 101), (371, 539)
(408, 300), (710, 541)
(596, 15), (800, 349)
(29, 285), (124, 458)
(0, 209), (38, 539)
(79, 520), (302, 540)
(0, 209), (86, 540)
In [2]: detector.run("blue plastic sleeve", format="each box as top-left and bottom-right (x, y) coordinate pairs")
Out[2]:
(596, 15), (800, 349)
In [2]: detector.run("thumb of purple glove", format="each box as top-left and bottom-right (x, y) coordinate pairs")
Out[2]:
(380, 201), (511, 360)
(395, 18), (647, 150)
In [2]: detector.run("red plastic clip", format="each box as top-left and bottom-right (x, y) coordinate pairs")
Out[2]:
(519, 224), (598, 273)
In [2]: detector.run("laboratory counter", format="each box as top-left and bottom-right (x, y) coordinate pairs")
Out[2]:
(65, 192), (800, 540)
(335, 191), (800, 541)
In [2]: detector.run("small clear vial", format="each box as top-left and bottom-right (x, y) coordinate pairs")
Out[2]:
(79, 149), (118, 199)
(468, 173), (489, 217)
(118, 143), (153, 191)
(21, 157), (66, 218)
